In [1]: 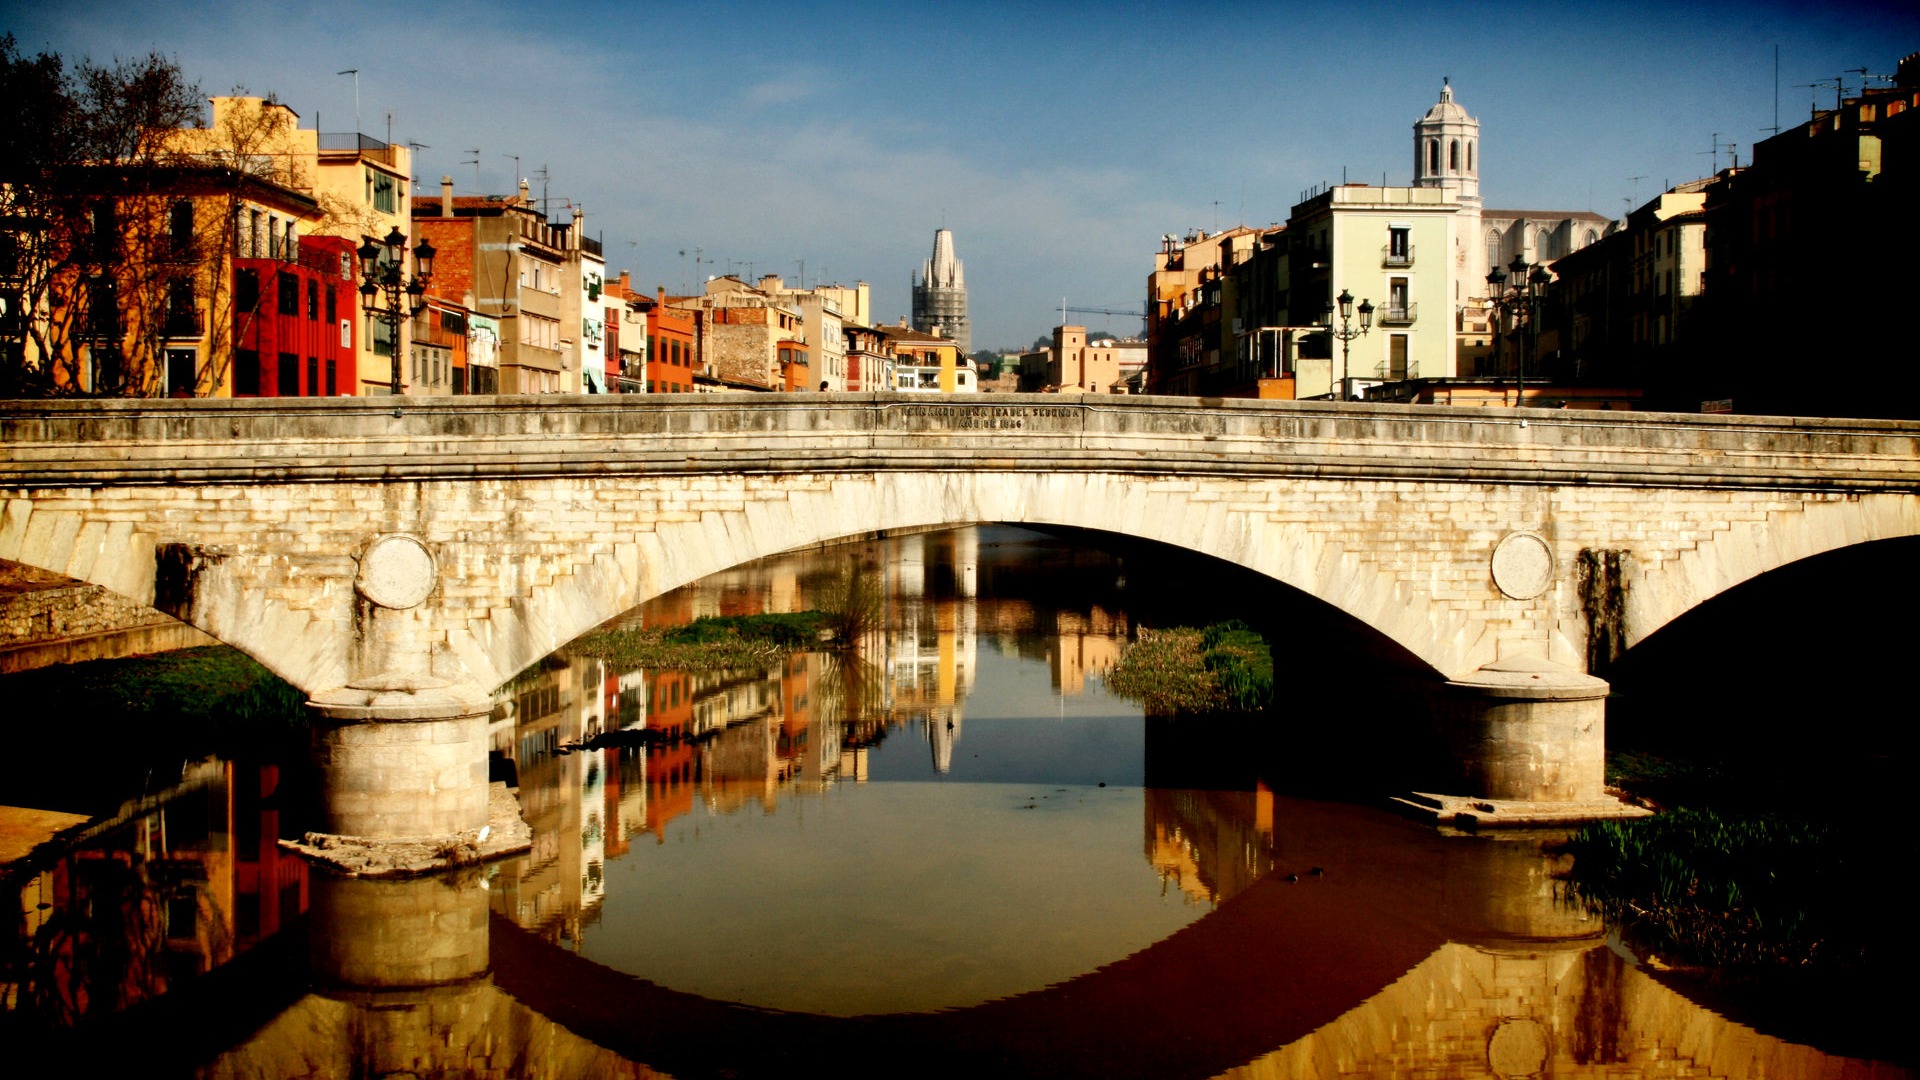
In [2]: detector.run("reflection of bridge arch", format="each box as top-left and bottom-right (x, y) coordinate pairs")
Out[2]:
(474, 799), (1891, 1079)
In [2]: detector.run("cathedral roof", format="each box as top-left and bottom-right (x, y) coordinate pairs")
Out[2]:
(1420, 81), (1472, 124)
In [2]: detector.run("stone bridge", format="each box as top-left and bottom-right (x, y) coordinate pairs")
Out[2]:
(4, 395), (1916, 860)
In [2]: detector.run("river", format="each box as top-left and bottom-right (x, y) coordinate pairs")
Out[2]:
(1, 525), (1908, 1077)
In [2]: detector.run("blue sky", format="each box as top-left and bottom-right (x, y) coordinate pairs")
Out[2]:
(10, 0), (1919, 349)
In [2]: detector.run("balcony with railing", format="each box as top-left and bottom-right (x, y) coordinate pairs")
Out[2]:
(162, 308), (204, 338)
(1377, 303), (1417, 326)
(1382, 243), (1415, 268)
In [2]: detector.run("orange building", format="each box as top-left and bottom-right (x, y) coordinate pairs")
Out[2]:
(609, 273), (698, 393)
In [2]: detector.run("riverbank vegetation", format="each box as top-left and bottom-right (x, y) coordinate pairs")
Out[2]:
(566, 611), (837, 671)
(0, 646), (306, 814)
(1561, 808), (1872, 971)
(1105, 620), (1273, 715)
(1561, 741), (1913, 988)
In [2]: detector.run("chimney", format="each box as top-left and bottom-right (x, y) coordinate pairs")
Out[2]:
(441, 175), (453, 218)
(517, 179), (530, 206)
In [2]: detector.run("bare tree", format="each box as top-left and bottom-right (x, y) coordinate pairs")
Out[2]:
(1, 37), (201, 396)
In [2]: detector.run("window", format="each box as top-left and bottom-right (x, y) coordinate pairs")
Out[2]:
(325, 358), (337, 396)
(1427, 139), (1439, 174)
(370, 169), (397, 213)
(1387, 226), (1411, 266)
(307, 280), (319, 320)
(86, 275), (117, 337)
(1389, 334), (1409, 380)
(1449, 139), (1459, 172)
(278, 352), (299, 396)
(248, 209), (262, 258)
(165, 278), (197, 336)
(169, 200), (194, 258)
(89, 203), (117, 262)
(235, 348), (260, 395)
(235, 268), (260, 313)
(165, 349), (196, 396)
(277, 272), (300, 315)
(1466, 141), (1473, 173)
(307, 356), (318, 396)
(326, 280), (337, 324)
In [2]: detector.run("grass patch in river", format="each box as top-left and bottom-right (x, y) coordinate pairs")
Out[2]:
(568, 611), (836, 671)
(1105, 620), (1272, 715)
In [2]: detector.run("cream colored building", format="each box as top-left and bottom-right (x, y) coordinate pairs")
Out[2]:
(1287, 184), (1465, 397)
(1019, 325), (1129, 393)
(1289, 83), (1613, 394)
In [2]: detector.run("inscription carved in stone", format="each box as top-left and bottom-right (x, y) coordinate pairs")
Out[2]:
(894, 404), (1085, 431)
(357, 534), (437, 609)
(1490, 531), (1553, 600)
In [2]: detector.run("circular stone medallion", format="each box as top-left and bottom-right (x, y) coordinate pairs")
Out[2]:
(1490, 532), (1554, 600)
(357, 534), (437, 609)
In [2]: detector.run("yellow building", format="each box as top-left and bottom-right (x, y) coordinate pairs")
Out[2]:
(876, 321), (975, 392)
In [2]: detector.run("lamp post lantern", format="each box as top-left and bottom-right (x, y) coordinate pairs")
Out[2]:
(358, 226), (436, 396)
(1325, 288), (1374, 401)
(1485, 253), (1549, 406)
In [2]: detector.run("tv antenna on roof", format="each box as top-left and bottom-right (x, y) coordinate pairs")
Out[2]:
(336, 69), (359, 133)
(461, 149), (480, 193)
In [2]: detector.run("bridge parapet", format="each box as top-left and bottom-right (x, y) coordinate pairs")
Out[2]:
(4, 394), (1917, 492)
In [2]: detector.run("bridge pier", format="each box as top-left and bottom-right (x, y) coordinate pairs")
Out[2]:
(286, 684), (531, 876)
(1398, 657), (1651, 828)
(278, 532), (530, 875)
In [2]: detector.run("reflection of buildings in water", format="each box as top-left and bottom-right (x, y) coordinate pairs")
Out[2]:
(1144, 784), (1277, 906)
(880, 593), (975, 773)
(494, 642), (862, 933)
(4, 759), (308, 1027)
(488, 660), (600, 944)
(1050, 610), (1125, 696)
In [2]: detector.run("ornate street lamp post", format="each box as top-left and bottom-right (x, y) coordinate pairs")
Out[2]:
(1325, 288), (1374, 401)
(357, 226), (435, 396)
(1485, 254), (1551, 406)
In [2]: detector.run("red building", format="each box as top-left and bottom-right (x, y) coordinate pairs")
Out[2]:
(228, 234), (358, 396)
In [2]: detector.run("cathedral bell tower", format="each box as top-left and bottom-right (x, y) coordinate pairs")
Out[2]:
(1413, 79), (1480, 207)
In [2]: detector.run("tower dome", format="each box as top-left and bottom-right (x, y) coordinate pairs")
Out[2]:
(1413, 79), (1479, 205)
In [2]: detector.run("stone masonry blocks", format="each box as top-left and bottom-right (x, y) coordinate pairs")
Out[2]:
(3, 448), (1915, 693)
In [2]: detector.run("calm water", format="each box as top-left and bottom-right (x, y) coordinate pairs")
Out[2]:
(3, 526), (1909, 1077)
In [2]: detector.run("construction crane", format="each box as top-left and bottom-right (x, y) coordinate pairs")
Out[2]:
(1060, 301), (1148, 336)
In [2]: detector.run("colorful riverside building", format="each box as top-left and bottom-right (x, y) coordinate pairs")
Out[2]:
(228, 234), (359, 397)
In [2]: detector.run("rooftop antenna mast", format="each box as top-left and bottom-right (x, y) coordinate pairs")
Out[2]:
(1769, 45), (1781, 136)
(461, 149), (480, 193)
(336, 69), (359, 133)
(1698, 134), (1735, 175)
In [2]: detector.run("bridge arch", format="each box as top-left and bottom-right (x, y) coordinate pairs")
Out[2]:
(505, 470), (1460, 693)
(1616, 494), (1920, 656)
